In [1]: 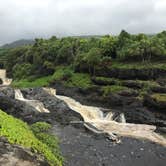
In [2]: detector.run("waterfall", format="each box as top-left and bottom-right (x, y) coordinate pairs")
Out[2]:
(43, 88), (166, 146)
(0, 69), (12, 86)
(119, 113), (126, 123)
(15, 89), (49, 113)
(15, 89), (25, 99)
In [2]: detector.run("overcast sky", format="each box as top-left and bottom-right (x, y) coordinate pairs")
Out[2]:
(0, 0), (166, 45)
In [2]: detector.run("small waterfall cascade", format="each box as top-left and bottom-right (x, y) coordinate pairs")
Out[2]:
(0, 69), (12, 86)
(15, 89), (50, 113)
(15, 89), (24, 99)
(119, 113), (126, 123)
(42, 88), (166, 146)
(43, 87), (56, 96)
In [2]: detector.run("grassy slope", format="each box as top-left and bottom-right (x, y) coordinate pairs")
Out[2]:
(0, 110), (62, 166)
(11, 62), (165, 98)
(12, 67), (92, 88)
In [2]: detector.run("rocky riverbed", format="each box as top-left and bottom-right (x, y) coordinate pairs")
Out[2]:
(0, 87), (166, 166)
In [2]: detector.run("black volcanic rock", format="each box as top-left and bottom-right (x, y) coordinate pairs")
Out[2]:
(21, 88), (83, 124)
(0, 87), (82, 125)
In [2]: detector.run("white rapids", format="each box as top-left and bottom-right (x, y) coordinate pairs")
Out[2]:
(43, 88), (166, 146)
(15, 89), (49, 113)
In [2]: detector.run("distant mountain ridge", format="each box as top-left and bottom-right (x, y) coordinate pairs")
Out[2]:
(1, 39), (35, 49)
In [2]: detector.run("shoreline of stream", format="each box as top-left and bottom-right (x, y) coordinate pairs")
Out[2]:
(0, 86), (166, 166)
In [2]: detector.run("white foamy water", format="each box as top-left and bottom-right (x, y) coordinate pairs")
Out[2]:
(43, 87), (166, 146)
(15, 89), (50, 113)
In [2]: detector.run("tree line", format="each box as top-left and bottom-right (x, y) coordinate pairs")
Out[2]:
(2, 30), (166, 79)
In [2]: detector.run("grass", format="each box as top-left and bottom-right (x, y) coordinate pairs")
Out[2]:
(0, 110), (62, 166)
(66, 73), (92, 88)
(52, 66), (92, 88)
(93, 76), (120, 85)
(12, 66), (93, 89)
(151, 93), (166, 102)
(102, 85), (128, 96)
(12, 76), (52, 88)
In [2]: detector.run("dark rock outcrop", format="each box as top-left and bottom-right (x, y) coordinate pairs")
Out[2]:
(144, 94), (166, 111)
(21, 88), (83, 124)
(95, 68), (166, 80)
(0, 92), (39, 123)
(0, 137), (48, 166)
(0, 87), (82, 125)
(150, 86), (166, 93)
(121, 80), (144, 89)
(91, 77), (116, 86)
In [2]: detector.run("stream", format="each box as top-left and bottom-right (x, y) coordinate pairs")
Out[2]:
(4, 87), (164, 166)
(14, 88), (166, 146)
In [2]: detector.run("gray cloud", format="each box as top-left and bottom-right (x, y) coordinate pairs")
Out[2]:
(0, 0), (166, 45)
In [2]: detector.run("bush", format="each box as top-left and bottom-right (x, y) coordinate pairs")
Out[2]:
(13, 63), (33, 80)
(52, 67), (73, 81)
(31, 122), (51, 133)
(31, 122), (63, 163)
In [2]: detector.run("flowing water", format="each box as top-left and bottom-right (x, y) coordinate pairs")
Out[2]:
(15, 89), (50, 113)
(43, 88), (166, 146)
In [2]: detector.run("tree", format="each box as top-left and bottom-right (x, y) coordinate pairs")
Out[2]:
(99, 35), (117, 58)
(85, 48), (102, 75)
(57, 43), (73, 64)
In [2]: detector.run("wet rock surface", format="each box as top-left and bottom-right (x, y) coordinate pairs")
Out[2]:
(0, 137), (48, 166)
(52, 123), (166, 166)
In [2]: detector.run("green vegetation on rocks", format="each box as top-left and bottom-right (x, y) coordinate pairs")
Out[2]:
(151, 93), (166, 102)
(102, 85), (128, 96)
(0, 110), (63, 166)
(12, 66), (92, 89)
(12, 76), (52, 88)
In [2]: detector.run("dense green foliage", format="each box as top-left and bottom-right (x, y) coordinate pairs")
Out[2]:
(0, 110), (62, 166)
(12, 76), (52, 88)
(2, 30), (166, 80)
(31, 122), (63, 163)
(12, 66), (92, 88)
